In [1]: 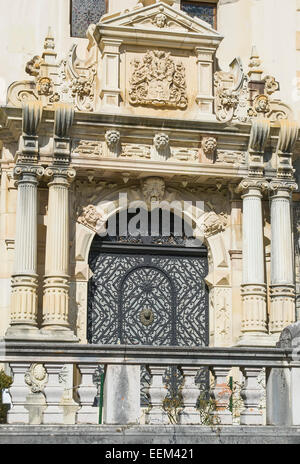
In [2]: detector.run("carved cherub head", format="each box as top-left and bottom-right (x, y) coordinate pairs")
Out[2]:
(37, 77), (52, 96)
(153, 13), (167, 28)
(255, 95), (270, 113)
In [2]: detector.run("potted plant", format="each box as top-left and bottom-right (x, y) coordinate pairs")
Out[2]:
(0, 370), (12, 424)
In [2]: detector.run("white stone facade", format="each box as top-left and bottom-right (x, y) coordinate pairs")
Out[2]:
(0, 0), (299, 352)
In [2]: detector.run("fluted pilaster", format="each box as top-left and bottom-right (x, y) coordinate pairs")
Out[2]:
(237, 179), (269, 345)
(41, 167), (76, 337)
(270, 182), (297, 336)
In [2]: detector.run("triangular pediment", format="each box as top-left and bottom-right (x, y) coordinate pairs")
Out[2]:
(99, 2), (222, 37)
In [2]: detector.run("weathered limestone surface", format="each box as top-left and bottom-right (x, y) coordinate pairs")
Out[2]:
(0, 425), (300, 445)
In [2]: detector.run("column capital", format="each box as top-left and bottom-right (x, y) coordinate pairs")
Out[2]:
(236, 178), (268, 196)
(269, 180), (298, 196)
(14, 165), (44, 183)
(44, 166), (76, 185)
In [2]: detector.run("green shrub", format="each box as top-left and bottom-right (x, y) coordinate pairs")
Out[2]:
(0, 370), (12, 424)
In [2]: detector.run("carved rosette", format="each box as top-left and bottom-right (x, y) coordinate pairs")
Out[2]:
(129, 50), (187, 109)
(25, 364), (48, 393)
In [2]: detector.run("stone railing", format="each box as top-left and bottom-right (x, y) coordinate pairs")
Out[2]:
(1, 341), (300, 426)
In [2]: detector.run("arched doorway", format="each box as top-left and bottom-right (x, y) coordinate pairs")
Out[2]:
(87, 210), (209, 347)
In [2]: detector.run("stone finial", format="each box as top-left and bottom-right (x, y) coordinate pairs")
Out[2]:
(42, 27), (57, 64)
(248, 46), (263, 80)
(44, 27), (55, 50)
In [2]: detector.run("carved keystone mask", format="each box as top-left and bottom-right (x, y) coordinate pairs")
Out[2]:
(141, 177), (165, 206)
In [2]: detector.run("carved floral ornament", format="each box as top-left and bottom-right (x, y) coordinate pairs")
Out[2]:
(25, 363), (48, 393)
(78, 205), (102, 230)
(129, 50), (188, 109)
(8, 31), (96, 112)
(214, 51), (293, 123)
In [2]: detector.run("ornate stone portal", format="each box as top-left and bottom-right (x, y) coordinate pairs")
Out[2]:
(0, 0), (299, 352)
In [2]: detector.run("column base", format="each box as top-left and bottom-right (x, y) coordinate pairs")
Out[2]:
(237, 332), (276, 347)
(270, 284), (295, 335)
(40, 327), (78, 342)
(5, 325), (40, 341)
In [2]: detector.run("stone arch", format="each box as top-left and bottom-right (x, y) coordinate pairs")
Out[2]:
(71, 183), (232, 346)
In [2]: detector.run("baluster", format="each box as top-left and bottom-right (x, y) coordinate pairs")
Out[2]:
(240, 367), (263, 425)
(77, 364), (98, 424)
(7, 363), (30, 424)
(210, 367), (233, 425)
(43, 363), (65, 424)
(147, 366), (168, 425)
(179, 367), (200, 425)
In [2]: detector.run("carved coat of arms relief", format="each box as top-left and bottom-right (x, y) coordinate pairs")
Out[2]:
(129, 50), (188, 109)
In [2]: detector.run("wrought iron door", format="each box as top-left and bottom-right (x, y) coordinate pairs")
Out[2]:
(88, 252), (208, 347)
(87, 212), (209, 403)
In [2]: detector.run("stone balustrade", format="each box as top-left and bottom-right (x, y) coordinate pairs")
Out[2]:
(1, 341), (300, 427)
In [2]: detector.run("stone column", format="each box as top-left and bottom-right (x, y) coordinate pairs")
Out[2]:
(238, 179), (269, 345)
(269, 182), (297, 337)
(6, 166), (43, 338)
(41, 167), (76, 339)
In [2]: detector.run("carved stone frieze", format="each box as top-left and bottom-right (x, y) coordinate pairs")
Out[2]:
(120, 144), (151, 159)
(25, 363), (48, 393)
(170, 147), (198, 162)
(73, 140), (103, 157)
(216, 151), (245, 166)
(129, 50), (188, 109)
